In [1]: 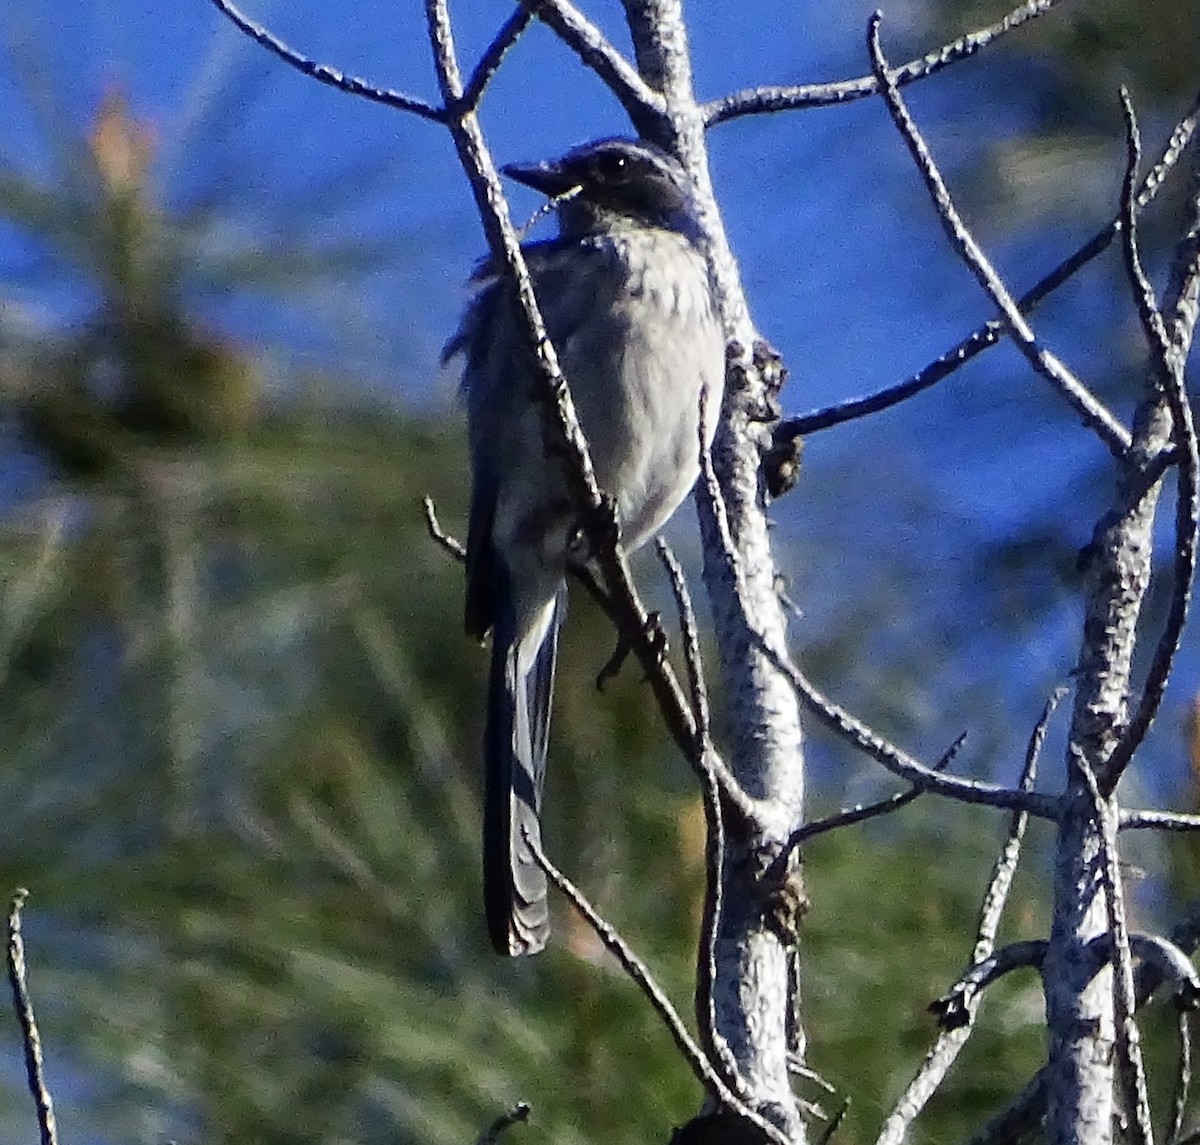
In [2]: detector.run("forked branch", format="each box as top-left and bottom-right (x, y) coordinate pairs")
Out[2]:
(702, 0), (1066, 127)
(866, 13), (1131, 457)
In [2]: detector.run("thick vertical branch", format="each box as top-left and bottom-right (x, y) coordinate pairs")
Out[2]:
(1042, 788), (1117, 1144)
(620, 2), (807, 1139)
(1044, 129), (1200, 1145)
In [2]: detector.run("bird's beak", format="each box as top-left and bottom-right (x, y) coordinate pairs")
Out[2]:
(502, 159), (579, 198)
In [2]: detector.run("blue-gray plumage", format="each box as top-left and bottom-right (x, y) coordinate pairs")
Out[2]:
(444, 138), (725, 955)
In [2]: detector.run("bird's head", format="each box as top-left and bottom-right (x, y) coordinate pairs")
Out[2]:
(503, 138), (701, 242)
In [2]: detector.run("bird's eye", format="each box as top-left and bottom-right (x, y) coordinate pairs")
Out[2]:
(591, 151), (631, 184)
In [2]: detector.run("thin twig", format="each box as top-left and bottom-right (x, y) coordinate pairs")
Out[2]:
(458, 8), (535, 113)
(1118, 92), (1165, 354)
(866, 13), (1130, 458)
(702, 0), (1065, 127)
(784, 733), (965, 854)
(789, 1057), (838, 1094)
(876, 691), (1059, 1145)
(695, 376), (746, 609)
(423, 495), (466, 562)
(652, 539), (740, 1093)
(1120, 809), (1200, 831)
(1103, 95), (1200, 780)
(973, 687), (1063, 957)
(459, 8), (536, 114)
(782, 86), (1200, 439)
(817, 1100), (851, 1145)
(523, 0), (666, 134)
(476, 1102), (531, 1145)
(931, 941), (1050, 1024)
(1074, 749), (1154, 1145)
(1169, 1010), (1192, 1145)
(693, 737), (739, 1096)
(207, 0), (444, 121)
(778, 230), (1133, 438)
(525, 833), (792, 1145)
(7, 890), (58, 1145)
(656, 539), (711, 741)
(762, 638), (1060, 818)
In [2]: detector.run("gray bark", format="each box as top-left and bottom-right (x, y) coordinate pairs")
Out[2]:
(620, 2), (808, 1137)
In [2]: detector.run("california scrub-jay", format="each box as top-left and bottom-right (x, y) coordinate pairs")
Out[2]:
(444, 137), (725, 955)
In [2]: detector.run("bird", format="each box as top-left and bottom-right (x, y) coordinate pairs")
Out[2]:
(443, 137), (726, 955)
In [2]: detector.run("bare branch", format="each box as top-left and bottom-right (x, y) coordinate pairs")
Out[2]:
(7, 890), (58, 1145)
(878, 940), (1050, 1145)
(1123, 934), (1200, 1005)
(657, 538), (711, 741)
(785, 732), (964, 852)
(423, 495), (466, 562)
(1163, 182), (1200, 358)
(1118, 92), (1167, 354)
(664, 382), (782, 831)
(932, 941), (1050, 1026)
(476, 1102), (531, 1145)
(977, 903), (1200, 1143)
(1104, 102), (1200, 778)
(459, 9), (537, 115)
(653, 539), (742, 1092)
(525, 833), (791, 1145)
(693, 740), (739, 1096)
(876, 692), (1058, 1145)
(1120, 809), (1200, 832)
(781, 86), (1200, 440)
(524, 0), (667, 133)
(1169, 1011), (1192, 1145)
(206, 0), (444, 122)
(693, 372), (747, 611)
(1075, 750), (1153, 1145)
(762, 638), (1060, 818)
(866, 13), (1130, 458)
(973, 688), (1062, 959)
(702, 0), (1065, 127)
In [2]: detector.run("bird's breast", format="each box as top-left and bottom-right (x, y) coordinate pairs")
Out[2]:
(546, 230), (724, 551)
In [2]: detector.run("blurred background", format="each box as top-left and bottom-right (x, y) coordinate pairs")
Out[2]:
(1, 1), (1199, 1142)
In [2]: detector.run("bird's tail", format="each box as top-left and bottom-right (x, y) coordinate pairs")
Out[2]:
(483, 582), (566, 956)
